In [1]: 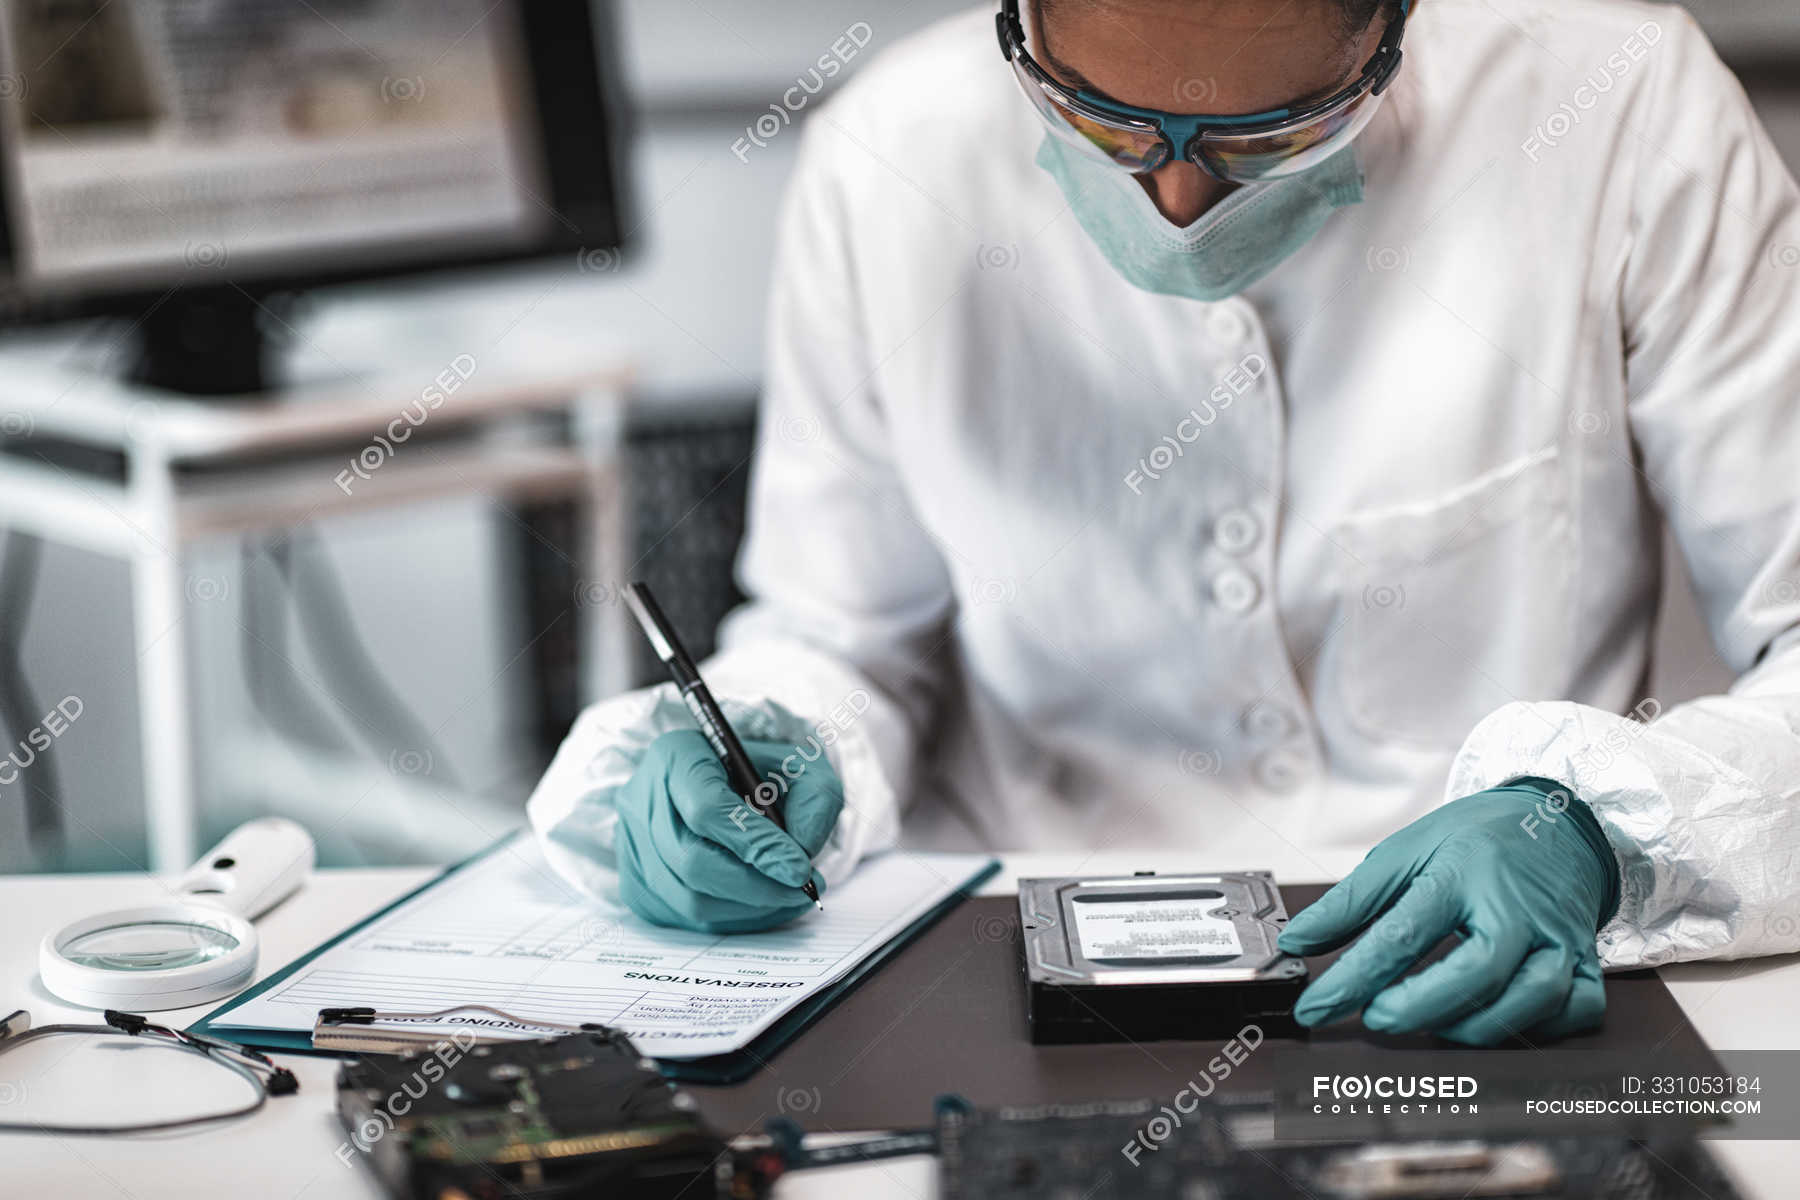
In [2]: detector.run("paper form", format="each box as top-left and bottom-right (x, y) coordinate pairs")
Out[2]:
(210, 835), (991, 1059)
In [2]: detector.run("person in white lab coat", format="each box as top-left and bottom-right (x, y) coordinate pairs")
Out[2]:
(530, 0), (1800, 1045)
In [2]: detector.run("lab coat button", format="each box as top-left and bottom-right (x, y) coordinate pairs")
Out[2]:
(1214, 510), (1260, 555)
(1255, 749), (1309, 792)
(1207, 307), (1249, 346)
(1211, 568), (1260, 614)
(1244, 702), (1294, 741)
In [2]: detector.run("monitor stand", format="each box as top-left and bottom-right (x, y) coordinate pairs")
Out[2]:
(126, 287), (276, 397)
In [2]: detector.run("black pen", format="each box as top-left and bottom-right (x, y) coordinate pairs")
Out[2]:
(622, 581), (823, 910)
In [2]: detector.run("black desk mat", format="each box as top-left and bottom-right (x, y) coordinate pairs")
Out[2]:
(686, 886), (1716, 1135)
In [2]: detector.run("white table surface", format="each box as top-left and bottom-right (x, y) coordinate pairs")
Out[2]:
(2, 851), (1796, 1198)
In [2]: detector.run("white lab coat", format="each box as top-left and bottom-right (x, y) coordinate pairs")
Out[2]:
(530, 0), (1800, 970)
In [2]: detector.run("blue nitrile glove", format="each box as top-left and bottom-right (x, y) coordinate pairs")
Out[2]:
(1276, 779), (1621, 1046)
(613, 730), (842, 933)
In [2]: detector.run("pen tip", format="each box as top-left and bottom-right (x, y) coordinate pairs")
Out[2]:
(814, 899), (824, 911)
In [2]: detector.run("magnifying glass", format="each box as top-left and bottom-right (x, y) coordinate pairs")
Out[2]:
(39, 818), (315, 1011)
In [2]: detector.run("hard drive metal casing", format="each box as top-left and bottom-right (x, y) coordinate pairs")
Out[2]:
(1019, 872), (1308, 1044)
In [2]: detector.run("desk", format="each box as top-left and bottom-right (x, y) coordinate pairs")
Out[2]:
(2, 851), (1795, 1198)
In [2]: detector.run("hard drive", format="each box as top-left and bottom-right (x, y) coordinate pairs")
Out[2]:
(333, 1028), (750, 1200)
(1018, 871), (1308, 1044)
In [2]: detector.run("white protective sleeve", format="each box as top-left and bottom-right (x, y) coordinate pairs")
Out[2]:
(529, 110), (953, 896)
(1447, 13), (1800, 969)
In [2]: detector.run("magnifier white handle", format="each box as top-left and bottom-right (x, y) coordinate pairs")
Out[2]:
(172, 818), (315, 919)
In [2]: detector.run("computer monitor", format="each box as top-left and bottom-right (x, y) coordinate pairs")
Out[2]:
(0, 0), (628, 394)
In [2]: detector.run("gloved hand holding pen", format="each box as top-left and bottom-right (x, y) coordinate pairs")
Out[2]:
(612, 582), (844, 934)
(1277, 778), (1622, 1046)
(613, 730), (842, 933)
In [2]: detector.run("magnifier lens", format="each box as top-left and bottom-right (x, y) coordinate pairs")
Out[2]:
(59, 920), (242, 971)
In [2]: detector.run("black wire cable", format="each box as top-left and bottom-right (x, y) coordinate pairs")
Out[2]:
(0, 1010), (296, 1135)
(0, 530), (62, 854)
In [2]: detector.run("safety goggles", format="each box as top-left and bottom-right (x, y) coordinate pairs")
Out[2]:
(997, 0), (1409, 182)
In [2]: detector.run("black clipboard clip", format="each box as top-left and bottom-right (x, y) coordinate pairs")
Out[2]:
(312, 1003), (594, 1054)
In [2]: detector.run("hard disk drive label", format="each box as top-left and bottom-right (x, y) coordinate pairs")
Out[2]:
(1071, 895), (1244, 962)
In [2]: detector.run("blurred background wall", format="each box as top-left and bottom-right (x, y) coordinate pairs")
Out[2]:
(2, 0), (1795, 873)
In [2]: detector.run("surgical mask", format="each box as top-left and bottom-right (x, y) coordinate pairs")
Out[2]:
(1035, 134), (1364, 302)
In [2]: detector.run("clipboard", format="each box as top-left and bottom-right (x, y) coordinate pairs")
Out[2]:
(189, 830), (999, 1085)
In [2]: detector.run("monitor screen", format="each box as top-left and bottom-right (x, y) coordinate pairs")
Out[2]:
(0, 0), (615, 304)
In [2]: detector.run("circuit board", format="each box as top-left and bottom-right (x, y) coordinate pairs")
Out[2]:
(935, 1095), (1745, 1199)
(335, 1028), (748, 1200)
